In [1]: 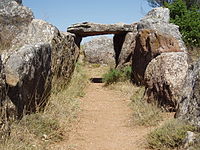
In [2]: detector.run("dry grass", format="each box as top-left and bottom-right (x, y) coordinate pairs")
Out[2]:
(130, 87), (163, 126)
(0, 62), (89, 150)
(147, 119), (197, 150)
(105, 78), (163, 127)
(106, 81), (140, 97)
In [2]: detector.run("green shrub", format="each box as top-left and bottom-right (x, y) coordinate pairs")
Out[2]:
(123, 66), (132, 79)
(103, 66), (132, 85)
(166, 0), (200, 47)
(147, 119), (197, 149)
(130, 87), (163, 126)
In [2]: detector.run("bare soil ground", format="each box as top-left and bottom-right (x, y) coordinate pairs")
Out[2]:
(53, 65), (173, 150)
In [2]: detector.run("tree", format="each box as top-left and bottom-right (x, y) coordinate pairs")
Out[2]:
(147, 0), (200, 47)
(147, 0), (200, 8)
(163, 0), (200, 47)
(147, 0), (173, 7)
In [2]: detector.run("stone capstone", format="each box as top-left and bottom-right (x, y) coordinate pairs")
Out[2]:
(175, 58), (200, 127)
(67, 22), (134, 37)
(83, 36), (115, 65)
(132, 29), (182, 85)
(144, 52), (188, 111)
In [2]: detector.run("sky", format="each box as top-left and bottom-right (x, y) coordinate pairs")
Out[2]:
(23, 0), (152, 32)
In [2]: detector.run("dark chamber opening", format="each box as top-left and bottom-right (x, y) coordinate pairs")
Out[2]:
(90, 78), (103, 83)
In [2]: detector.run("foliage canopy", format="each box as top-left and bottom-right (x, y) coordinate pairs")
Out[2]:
(147, 0), (200, 8)
(147, 0), (200, 47)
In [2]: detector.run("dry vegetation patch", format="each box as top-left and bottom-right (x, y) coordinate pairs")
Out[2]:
(130, 87), (163, 126)
(147, 119), (198, 150)
(102, 66), (163, 127)
(0, 62), (88, 150)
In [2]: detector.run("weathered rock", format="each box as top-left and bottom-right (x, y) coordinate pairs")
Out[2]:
(0, 0), (23, 8)
(83, 36), (115, 65)
(1, 1), (80, 86)
(132, 29), (182, 85)
(183, 131), (196, 149)
(55, 32), (80, 84)
(138, 7), (186, 51)
(175, 58), (200, 127)
(0, 0), (33, 51)
(144, 52), (188, 111)
(114, 23), (138, 68)
(67, 22), (134, 37)
(15, 0), (22, 4)
(0, 1), (80, 116)
(10, 19), (80, 88)
(4, 43), (52, 117)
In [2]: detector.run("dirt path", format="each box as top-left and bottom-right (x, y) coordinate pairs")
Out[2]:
(65, 66), (151, 150)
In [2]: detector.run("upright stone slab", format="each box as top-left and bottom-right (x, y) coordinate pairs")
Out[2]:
(0, 0), (80, 116)
(114, 23), (138, 68)
(131, 29), (182, 85)
(144, 52), (188, 111)
(5, 43), (52, 117)
(138, 7), (186, 51)
(175, 59), (200, 127)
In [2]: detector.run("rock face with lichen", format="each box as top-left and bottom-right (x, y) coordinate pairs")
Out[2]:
(138, 7), (186, 51)
(0, 0), (33, 51)
(144, 52), (188, 111)
(131, 29), (182, 85)
(175, 59), (200, 127)
(83, 36), (115, 65)
(0, 0), (80, 116)
(14, 19), (80, 87)
(115, 7), (186, 69)
(5, 44), (52, 116)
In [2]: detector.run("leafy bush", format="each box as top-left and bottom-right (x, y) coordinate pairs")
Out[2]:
(147, 0), (200, 8)
(147, 119), (197, 149)
(130, 87), (163, 126)
(103, 66), (132, 85)
(166, 0), (200, 47)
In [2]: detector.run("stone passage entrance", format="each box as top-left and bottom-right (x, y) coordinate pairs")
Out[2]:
(67, 22), (137, 68)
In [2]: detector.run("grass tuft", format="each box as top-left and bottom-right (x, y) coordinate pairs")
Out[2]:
(130, 87), (163, 126)
(19, 114), (62, 141)
(147, 119), (197, 149)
